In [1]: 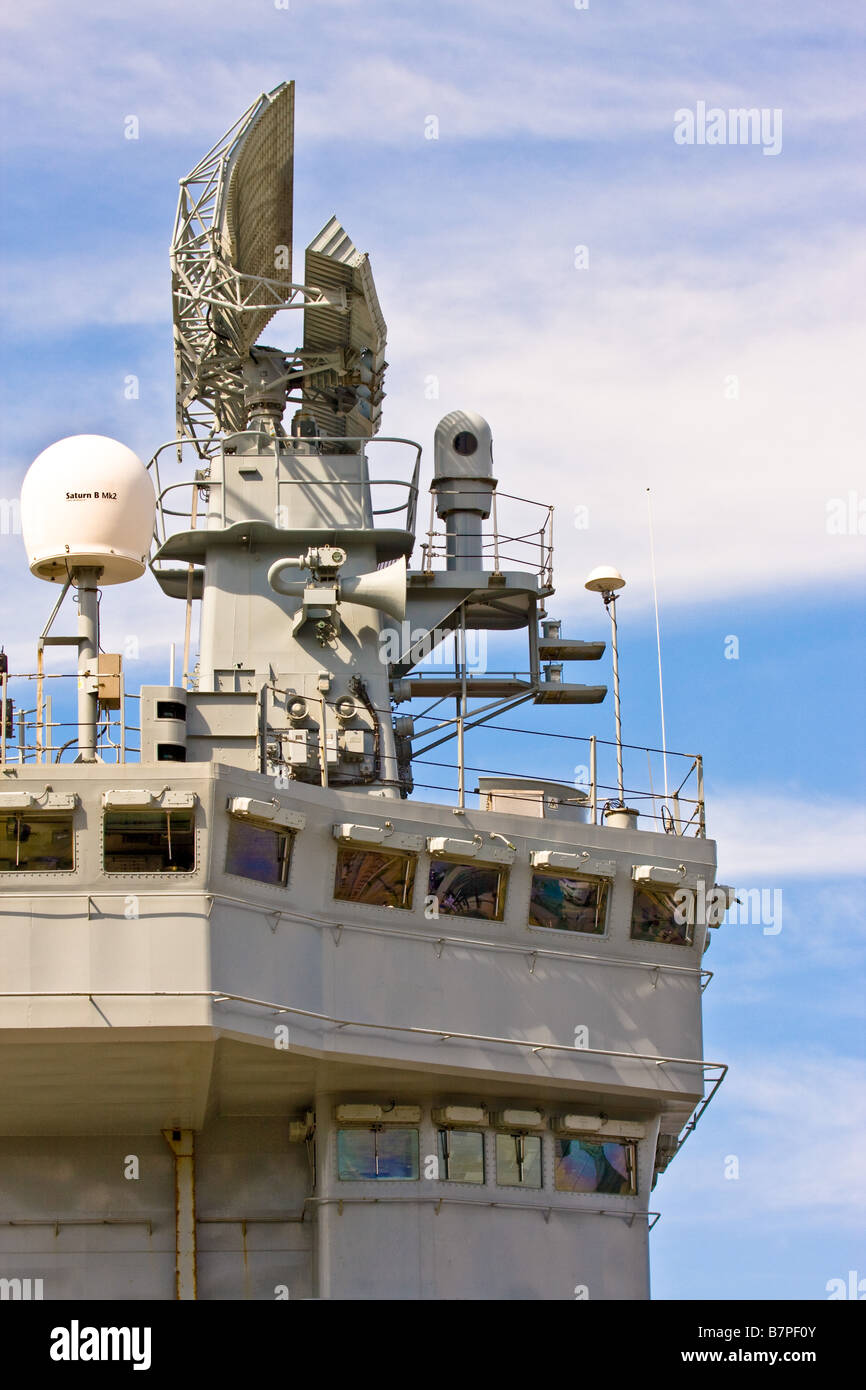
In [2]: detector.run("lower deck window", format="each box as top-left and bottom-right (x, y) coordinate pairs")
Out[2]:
(334, 847), (416, 908)
(554, 1137), (636, 1195)
(437, 1128), (485, 1183)
(337, 1127), (419, 1180)
(225, 816), (293, 886)
(495, 1133), (542, 1188)
(428, 859), (508, 921)
(0, 814), (74, 871)
(529, 871), (609, 933)
(631, 885), (691, 945)
(103, 810), (195, 873)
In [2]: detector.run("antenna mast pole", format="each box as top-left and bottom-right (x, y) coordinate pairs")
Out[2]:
(75, 568), (101, 762)
(646, 488), (668, 800)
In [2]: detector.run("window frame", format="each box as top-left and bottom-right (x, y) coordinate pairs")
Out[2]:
(0, 811), (76, 873)
(436, 1126), (486, 1185)
(102, 807), (196, 875)
(553, 1134), (638, 1196)
(528, 868), (610, 935)
(427, 855), (509, 922)
(629, 882), (693, 946)
(333, 844), (418, 910)
(336, 1125), (421, 1182)
(224, 812), (295, 888)
(494, 1131), (543, 1189)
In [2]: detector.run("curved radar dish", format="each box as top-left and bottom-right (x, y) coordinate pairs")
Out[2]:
(170, 81), (389, 457)
(171, 82), (300, 449)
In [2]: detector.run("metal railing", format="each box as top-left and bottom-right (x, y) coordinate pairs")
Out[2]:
(0, 673), (706, 838)
(147, 433), (422, 549)
(420, 489), (554, 587)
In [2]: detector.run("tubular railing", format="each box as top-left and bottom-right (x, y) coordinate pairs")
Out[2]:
(147, 434), (422, 548)
(420, 490), (554, 587)
(0, 675), (706, 837)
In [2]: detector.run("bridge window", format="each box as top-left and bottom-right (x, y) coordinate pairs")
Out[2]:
(554, 1137), (636, 1195)
(427, 859), (508, 921)
(0, 814), (74, 872)
(334, 847), (416, 909)
(529, 870), (609, 933)
(495, 1133), (542, 1188)
(226, 815), (294, 887)
(337, 1127), (420, 1181)
(630, 884), (691, 945)
(103, 810), (195, 873)
(437, 1128), (485, 1184)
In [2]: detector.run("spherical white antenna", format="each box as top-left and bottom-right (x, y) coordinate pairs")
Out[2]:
(20, 435), (156, 585)
(584, 565), (626, 594)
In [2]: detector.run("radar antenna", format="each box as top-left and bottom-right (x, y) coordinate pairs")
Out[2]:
(170, 81), (387, 455)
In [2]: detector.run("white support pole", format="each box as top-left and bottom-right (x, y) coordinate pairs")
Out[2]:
(607, 593), (624, 804)
(75, 567), (101, 762)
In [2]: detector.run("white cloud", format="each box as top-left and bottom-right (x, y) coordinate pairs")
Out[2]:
(708, 792), (866, 879)
(666, 1054), (866, 1224)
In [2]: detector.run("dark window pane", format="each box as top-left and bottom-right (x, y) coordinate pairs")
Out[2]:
(337, 1129), (377, 1180)
(630, 886), (690, 944)
(428, 860), (506, 921)
(438, 1129), (484, 1183)
(334, 848), (415, 908)
(225, 817), (292, 886)
(495, 1133), (542, 1188)
(103, 810), (195, 873)
(554, 1138), (636, 1195)
(529, 872), (608, 933)
(0, 815), (74, 872)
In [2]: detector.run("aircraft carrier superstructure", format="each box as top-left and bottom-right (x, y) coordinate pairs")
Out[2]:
(0, 82), (728, 1301)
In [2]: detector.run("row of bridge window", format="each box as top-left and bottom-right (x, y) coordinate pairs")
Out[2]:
(0, 808), (691, 945)
(336, 1127), (638, 1194)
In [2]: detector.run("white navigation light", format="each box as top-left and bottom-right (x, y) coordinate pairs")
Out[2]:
(21, 435), (156, 584)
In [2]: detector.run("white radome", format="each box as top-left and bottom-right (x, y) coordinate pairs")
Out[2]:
(21, 434), (156, 584)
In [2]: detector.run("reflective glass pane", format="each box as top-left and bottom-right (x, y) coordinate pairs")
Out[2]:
(103, 811), (195, 873)
(529, 872), (607, 933)
(495, 1133), (542, 1188)
(334, 848), (416, 908)
(428, 860), (506, 920)
(630, 886), (690, 944)
(0, 815), (74, 872)
(438, 1129), (484, 1183)
(337, 1129), (377, 1180)
(225, 817), (291, 886)
(554, 1138), (636, 1195)
(374, 1127), (419, 1179)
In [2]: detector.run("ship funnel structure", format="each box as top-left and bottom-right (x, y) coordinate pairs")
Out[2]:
(432, 410), (496, 571)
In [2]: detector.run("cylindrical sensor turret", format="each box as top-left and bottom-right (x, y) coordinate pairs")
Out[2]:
(432, 411), (496, 571)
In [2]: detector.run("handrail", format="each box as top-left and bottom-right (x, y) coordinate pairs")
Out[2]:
(0, 987), (726, 1078)
(0, 891), (714, 991)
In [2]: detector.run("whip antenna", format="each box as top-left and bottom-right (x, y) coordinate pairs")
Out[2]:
(646, 487), (668, 800)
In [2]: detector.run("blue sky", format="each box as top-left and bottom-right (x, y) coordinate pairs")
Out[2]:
(1, 0), (864, 1299)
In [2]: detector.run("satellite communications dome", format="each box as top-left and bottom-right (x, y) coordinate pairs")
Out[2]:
(21, 435), (156, 584)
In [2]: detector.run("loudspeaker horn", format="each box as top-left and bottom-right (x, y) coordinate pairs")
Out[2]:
(340, 556), (407, 622)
